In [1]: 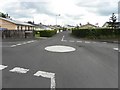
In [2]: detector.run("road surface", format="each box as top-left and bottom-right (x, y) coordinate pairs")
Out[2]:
(1, 30), (118, 88)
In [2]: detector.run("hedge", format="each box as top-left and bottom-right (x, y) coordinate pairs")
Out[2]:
(35, 30), (57, 37)
(72, 28), (120, 39)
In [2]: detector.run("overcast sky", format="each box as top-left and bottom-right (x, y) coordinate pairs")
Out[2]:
(0, 0), (119, 26)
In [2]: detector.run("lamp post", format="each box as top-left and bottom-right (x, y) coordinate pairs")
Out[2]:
(56, 14), (60, 26)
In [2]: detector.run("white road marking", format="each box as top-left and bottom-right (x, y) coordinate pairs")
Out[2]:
(61, 36), (65, 41)
(26, 41), (31, 43)
(57, 30), (59, 33)
(113, 48), (119, 51)
(27, 40), (34, 43)
(92, 42), (97, 43)
(10, 40), (35, 48)
(62, 40), (67, 42)
(60, 30), (63, 32)
(0, 65), (8, 70)
(9, 67), (29, 73)
(69, 40), (75, 42)
(103, 42), (107, 44)
(1, 64), (56, 89)
(45, 45), (76, 52)
(16, 43), (22, 46)
(77, 41), (82, 43)
(22, 42), (27, 44)
(85, 41), (90, 43)
(34, 71), (56, 89)
(10, 45), (17, 47)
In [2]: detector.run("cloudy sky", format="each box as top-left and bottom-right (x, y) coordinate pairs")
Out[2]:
(0, 0), (119, 26)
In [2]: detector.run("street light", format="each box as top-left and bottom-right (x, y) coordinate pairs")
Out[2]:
(56, 14), (60, 26)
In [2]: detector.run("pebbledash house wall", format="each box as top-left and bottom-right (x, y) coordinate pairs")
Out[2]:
(0, 19), (34, 30)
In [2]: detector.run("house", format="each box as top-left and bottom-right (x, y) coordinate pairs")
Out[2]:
(79, 22), (98, 29)
(102, 22), (120, 29)
(28, 22), (53, 31)
(0, 17), (34, 30)
(64, 25), (75, 30)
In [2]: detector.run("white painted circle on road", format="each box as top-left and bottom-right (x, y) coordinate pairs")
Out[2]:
(45, 45), (76, 52)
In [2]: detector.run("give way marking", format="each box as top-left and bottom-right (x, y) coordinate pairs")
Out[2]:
(34, 71), (56, 89)
(0, 65), (56, 89)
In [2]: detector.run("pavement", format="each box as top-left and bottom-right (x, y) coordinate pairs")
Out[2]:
(1, 30), (119, 88)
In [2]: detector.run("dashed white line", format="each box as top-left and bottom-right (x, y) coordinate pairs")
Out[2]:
(69, 40), (75, 42)
(0, 65), (8, 70)
(10, 45), (17, 47)
(60, 30), (63, 32)
(85, 41), (90, 43)
(9, 67), (29, 73)
(34, 71), (56, 89)
(10, 40), (35, 48)
(113, 48), (118, 51)
(16, 43), (22, 46)
(57, 30), (59, 33)
(26, 41), (34, 43)
(103, 42), (107, 44)
(61, 36), (65, 41)
(77, 41), (82, 43)
(22, 42), (27, 44)
(62, 40), (67, 42)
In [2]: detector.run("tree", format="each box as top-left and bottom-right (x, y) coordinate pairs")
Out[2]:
(0, 12), (10, 18)
(109, 13), (117, 29)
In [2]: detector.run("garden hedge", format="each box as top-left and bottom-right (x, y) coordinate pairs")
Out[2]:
(35, 30), (57, 37)
(72, 28), (120, 39)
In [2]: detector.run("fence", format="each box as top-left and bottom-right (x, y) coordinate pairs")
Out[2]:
(1, 30), (35, 39)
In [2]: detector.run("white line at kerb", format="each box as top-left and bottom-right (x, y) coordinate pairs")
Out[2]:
(34, 71), (56, 89)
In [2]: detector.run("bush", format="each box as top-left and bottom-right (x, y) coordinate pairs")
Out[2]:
(39, 30), (57, 37)
(72, 28), (120, 39)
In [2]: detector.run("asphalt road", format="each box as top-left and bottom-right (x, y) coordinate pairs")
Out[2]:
(1, 30), (118, 88)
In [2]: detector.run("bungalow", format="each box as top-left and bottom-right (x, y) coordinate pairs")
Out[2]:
(79, 22), (98, 29)
(102, 22), (120, 29)
(33, 23), (53, 31)
(64, 25), (75, 30)
(0, 17), (34, 30)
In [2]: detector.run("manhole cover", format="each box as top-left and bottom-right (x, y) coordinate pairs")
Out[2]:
(45, 45), (76, 52)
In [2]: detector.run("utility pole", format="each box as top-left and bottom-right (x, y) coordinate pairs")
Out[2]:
(55, 14), (60, 26)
